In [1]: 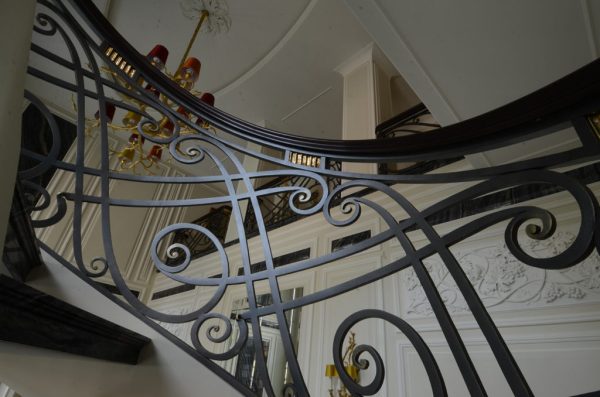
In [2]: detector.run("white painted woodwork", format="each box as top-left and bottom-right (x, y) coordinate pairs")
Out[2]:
(337, 43), (396, 175)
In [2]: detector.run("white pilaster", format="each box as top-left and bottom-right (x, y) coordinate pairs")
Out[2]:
(336, 43), (396, 175)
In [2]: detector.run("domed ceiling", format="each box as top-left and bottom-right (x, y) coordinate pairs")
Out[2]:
(108, 0), (309, 94)
(106, 0), (375, 138)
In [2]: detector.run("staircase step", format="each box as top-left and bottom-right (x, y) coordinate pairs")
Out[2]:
(0, 275), (150, 364)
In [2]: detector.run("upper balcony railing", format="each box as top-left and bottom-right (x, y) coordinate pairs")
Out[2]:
(375, 102), (440, 139)
(20, 0), (600, 396)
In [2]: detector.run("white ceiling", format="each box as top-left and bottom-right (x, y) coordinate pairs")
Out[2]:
(345, 0), (600, 125)
(107, 0), (309, 95)
(29, 0), (600, 159)
(26, 0), (376, 180)
(344, 0), (600, 166)
(105, 0), (373, 139)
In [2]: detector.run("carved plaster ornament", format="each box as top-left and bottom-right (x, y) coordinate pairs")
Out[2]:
(404, 232), (600, 316)
(180, 0), (232, 34)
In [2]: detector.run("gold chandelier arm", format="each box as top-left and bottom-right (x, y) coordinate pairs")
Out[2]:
(176, 10), (209, 76)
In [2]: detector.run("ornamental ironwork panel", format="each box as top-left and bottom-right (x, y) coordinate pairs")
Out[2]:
(20, 0), (600, 396)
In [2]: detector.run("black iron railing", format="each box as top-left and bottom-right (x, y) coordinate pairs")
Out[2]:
(375, 103), (463, 174)
(166, 205), (231, 264)
(375, 102), (440, 139)
(19, 1), (600, 396)
(244, 161), (341, 236)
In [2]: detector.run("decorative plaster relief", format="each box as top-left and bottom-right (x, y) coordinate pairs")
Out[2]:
(402, 232), (600, 317)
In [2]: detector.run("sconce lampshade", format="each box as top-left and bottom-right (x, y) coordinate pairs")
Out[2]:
(94, 103), (116, 122)
(128, 133), (145, 144)
(196, 93), (215, 126)
(147, 44), (169, 69)
(200, 92), (215, 106)
(148, 145), (163, 161)
(325, 364), (338, 378)
(180, 57), (201, 82)
(345, 365), (359, 381)
(176, 105), (190, 119)
(145, 83), (161, 99)
(160, 118), (174, 136)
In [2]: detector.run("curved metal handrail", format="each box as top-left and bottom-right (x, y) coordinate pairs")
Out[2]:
(71, 0), (600, 161)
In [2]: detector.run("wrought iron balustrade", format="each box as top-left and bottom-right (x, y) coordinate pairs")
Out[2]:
(244, 161), (341, 236)
(19, 0), (600, 396)
(165, 205), (231, 265)
(375, 102), (440, 139)
(375, 103), (463, 175)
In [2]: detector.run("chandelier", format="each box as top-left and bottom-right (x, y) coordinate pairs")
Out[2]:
(90, 0), (231, 173)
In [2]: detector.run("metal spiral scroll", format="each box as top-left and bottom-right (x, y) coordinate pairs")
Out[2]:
(20, 92), (68, 228)
(21, 0), (600, 395)
(191, 313), (248, 360)
(334, 310), (446, 396)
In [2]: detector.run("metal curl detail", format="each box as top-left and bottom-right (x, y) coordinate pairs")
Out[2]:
(136, 116), (177, 145)
(333, 309), (446, 397)
(282, 383), (298, 397)
(85, 256), (109, 278)
(21, 181), (52, 212)
(323, 184), (362, 227)
(169, 135), (208, 165)
(500, 173), (597, 270)
(29, 191), (68, 229)
(191, 313), (248, 360)
(33, 12), (58, 36)
(150, 222), (230, 285)
(287, 182), (327, 216)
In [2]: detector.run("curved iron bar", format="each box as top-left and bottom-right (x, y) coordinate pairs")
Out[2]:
(165, 205), (231, 263)
(21, 0), (600, 396)
(334, 309), (447, 396)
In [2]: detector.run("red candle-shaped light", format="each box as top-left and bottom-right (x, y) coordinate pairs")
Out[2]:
(200, 93), (215, 106)
(147, 44), (169, 70)
(147, 145), (163, 161)
(145, 83), (161, 99)
(196, 93), (215, 126)
(94, 103), (116, 122)
(176, 105), (190, 119)
(179, 57), (201, 83)
(160, 117), (174, 136)
(129, 133), (145, 144)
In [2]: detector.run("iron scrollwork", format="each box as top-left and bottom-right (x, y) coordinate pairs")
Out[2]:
(20, 0), (600, 395)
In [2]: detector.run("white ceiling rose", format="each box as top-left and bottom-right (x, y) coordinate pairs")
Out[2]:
(179, 0), (232, 34)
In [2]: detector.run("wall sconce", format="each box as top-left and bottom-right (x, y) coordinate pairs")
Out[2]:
(325, 331), (360, 397)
